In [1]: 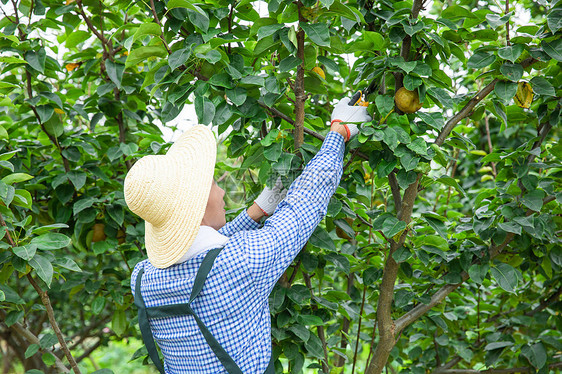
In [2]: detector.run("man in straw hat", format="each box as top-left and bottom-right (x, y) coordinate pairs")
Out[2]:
(125, 97), (371, 373)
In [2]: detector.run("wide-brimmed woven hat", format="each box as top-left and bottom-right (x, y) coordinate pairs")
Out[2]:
(124, 125), (216, 269)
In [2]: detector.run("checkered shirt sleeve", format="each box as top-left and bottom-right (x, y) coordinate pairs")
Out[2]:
(242, 131), (345, 297)
(218, 208), (260, 236)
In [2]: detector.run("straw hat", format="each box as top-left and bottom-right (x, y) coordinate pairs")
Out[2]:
(124, 125), (216, 269)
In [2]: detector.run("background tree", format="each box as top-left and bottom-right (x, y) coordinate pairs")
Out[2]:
(0, 0), (561, 373)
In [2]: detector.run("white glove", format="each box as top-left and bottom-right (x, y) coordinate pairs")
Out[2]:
(254, 176), (288, 216)
(330, 97), (372, 140)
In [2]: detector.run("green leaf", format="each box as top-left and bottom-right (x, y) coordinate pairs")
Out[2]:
(53, 257), (82, 272)
(226, 87), (247, 106)
(39, 333), (58, 349)
(125, 45), (168, 69)
(423, 215), (447, 239)
(390, 59), (417, 74)
(105, 60), (124, 89)
(67, 171), (86, 190)
(498, 221), (521, 235)
(542, 39), (562, 62)
(392, 246), (411, 263)
(404, 75), (422, 90)
(494, 80), (518, 101)
(485, 341), (514, 350)
(417, 112), (444, 130)
(486, 13), (511, 29)
(521, 342), (547, 369)
(264, 142), (283, 162)
(420, 235), (449, 252)
(92, 296), (106, 315)
(297, 314), (324, 326)
(289, 325), (310, 342)
(498, 44), (524, 62)
(31, 233), (71, 250)
(25, 48), (46, 73)
(530, 77), (555, 97)
(0, 56), (27, 64)
(2, 173), (33, 185)
(406, 138), (428, 156)
(363, 31), (385, 50)
(304, 333), (324, 359)
(381, 216), (407, 238)
(66, 30), (90, 48)
(547, 9), (562, 33)
(467, 51), (496, 69)
(396, 169), (417, 189)
(403, 20), (425, 36)
(168, 48), (191, 71)
(107, 204), (124, 226)
(375, 95), (394, 117)
(382, 127), (398, 151)
(111, 309), (127, 336)
(521, 189), (545, 212)
(187, 8), (210, 33)
(257, 24), (284, 40)
(36, 105), (54, 123)
(13, 244), (36, 261)
(29, 254), (54, 287)
(132, 23), (161, 44)
(441, 5), (472, 20)
(301, 23), (330, 47)
(309, 225), (336, 251)
(279, 56), (302, 72)
(490, 262), (518, 293)
(400, 152), (419, 172)
(500, 63), (523, 81)
(12, 189), (31, 209)
(25, 344), (40, 359)
(42, 353), (56, 366)
(436, 176), (466, 197)
(194, 96), (216, 125)
(468, 263), (489, 284)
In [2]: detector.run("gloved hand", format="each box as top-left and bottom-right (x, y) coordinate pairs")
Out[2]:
(330, 97), (372, 141)
(254, 176), (288, 216)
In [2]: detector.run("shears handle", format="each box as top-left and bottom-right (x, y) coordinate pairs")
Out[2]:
(349, 90), (369, 107)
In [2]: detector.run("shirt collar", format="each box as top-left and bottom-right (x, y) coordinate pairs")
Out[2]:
(174, 226), (229, 264)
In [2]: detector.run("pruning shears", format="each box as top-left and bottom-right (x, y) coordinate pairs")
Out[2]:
(348, 71), (383, 107)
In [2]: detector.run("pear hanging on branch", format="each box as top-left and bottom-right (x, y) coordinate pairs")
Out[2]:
(395, 87), (423, 113)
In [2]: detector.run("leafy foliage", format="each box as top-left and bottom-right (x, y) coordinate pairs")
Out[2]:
(0, 0), (561, 372)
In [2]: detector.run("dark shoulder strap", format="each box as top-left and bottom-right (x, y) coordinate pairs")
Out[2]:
(134, 267), (165, 374)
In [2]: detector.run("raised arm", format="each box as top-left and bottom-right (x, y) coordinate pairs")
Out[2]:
(242, 130), (347, 296)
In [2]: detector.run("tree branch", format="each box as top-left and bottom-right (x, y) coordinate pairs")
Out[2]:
(303, 272), (330, 373)
(394, 0), (426, 93)
(1, 310), (69, 373)
(388, 171), (402, 214)
(293, 2), (306, 150)
(75, 0), (112, 52)
(26, 275), (82, 374)
(435, 58), (536, 146)
(335, 271), (355, 367)
(149, 0), (171, 54)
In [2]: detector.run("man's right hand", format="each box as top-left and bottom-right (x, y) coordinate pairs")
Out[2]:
(330, 97), (372, 141)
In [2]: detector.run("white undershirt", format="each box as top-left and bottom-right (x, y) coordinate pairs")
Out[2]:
(174, 226), (230, 264)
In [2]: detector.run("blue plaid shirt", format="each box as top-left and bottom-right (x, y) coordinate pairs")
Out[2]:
(131, 131), (345, 373)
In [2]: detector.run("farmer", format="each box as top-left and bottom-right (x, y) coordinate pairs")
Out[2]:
(124, 97), (371, 374)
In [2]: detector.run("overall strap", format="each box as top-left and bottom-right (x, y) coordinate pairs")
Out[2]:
(134, 247), (248, 374)
(134, 267), (165, 374)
